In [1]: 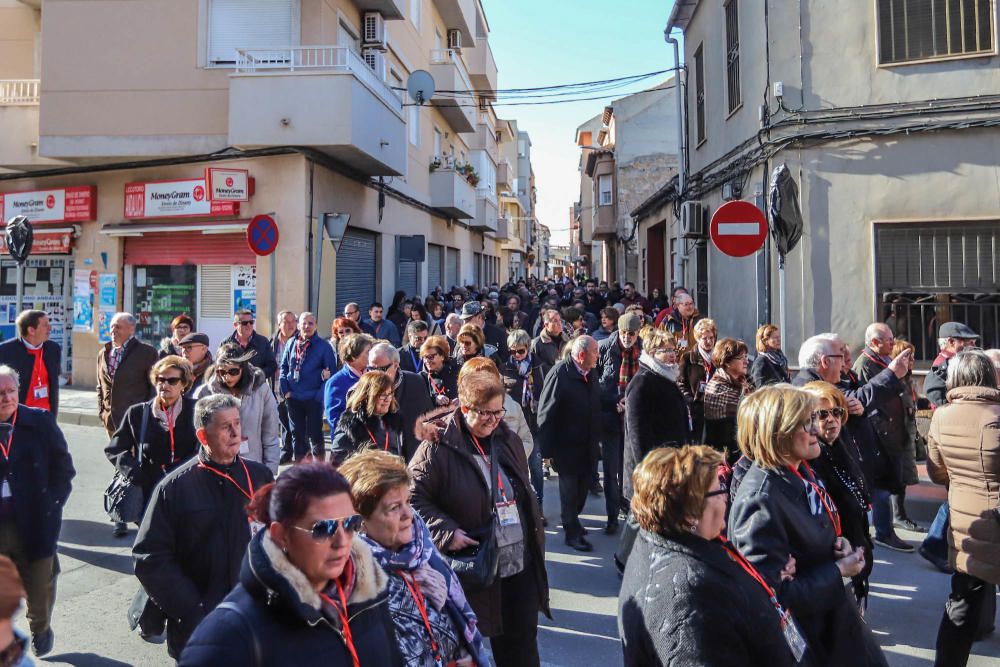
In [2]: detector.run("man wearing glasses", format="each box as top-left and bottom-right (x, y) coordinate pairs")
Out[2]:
(225, 310), (277, 379)
(97, 312), (158, 438)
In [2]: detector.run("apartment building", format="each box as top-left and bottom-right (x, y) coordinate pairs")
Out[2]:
(0, 0), (513, 385)
(495, 118), (538, 280)
(635, 0), (1000, 360)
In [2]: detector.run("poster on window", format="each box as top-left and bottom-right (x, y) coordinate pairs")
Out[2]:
(73, 269), (93, 332)
(232, 265), (257, 316)
(97, 273), (118, 343)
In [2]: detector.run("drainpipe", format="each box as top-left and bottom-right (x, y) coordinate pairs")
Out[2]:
(664, 25), (687, 290)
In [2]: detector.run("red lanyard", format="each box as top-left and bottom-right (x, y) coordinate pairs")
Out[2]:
(197, 457), (255, 501)
(0, 410), (17, 461)
(788, 462), (842, 537)
(863, 350), (888, 369)
(320, 583), (360, 667)
(718, 537), (786, 616)
(430, 375), (447, 396)
(402, 572), (443, 665)
(470, 434), (506, 501)
(364, 424), (390, 452)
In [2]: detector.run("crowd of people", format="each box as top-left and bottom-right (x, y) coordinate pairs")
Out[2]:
(0, 275), (998, 666)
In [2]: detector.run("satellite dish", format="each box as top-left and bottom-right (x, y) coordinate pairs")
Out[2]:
(407, 70), (435, 105)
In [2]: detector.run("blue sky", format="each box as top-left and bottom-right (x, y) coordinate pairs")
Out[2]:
(484, 0), (678, 245)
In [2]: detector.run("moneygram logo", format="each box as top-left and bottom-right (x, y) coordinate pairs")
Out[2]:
(46, 195), (55, 209)
(193, 186), (205, 201)
(226, 177), (234, 188)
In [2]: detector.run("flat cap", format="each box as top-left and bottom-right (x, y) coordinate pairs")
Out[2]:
(938, 322), (979, 339)
(179, 332), (211, 347)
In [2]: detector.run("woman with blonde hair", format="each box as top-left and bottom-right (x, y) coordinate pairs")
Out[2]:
(677, 317), (717, 439)
(750, 324), (790, 386)
(330, 370), (403, 465)
(453, 324), (498, 366)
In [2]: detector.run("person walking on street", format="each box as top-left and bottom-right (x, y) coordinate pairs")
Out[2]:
(368, 342), (434, 461)
(330, 371), (403, 465)
(178, 333), (213, 397)
(224, 310), (277, 379)
(703, 337), (754, 462)
(536, 336), (601, 552)
(0, 311), (61, 416)
(328, 317), (361, 373)
(500, 330), (546, 506)
(133, 394), (274, 660)
(280, 312), (336, 461)
(322, 333), (374, 432)
(530, 309), (569, 377)
(398, 320), (429, 374)
(362, 302), (402, 347)
(420, 336), (461, 405)
(0, 366), (75, 658)
(659, 291), (699, 353)
(270, 310), (297, 465)
(97, 312), (158, 438)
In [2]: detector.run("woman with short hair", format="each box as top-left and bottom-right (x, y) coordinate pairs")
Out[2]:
(618, 445), (799, 667)
(330, 370), (403, 465)
(703, 337), (754, 461)
(323, 333), (375, 432)
(677, 317), (718, 440)
(458, 357), (533, 460)
(159, 314), (194, 359)
(328, 317), (361, 372)
(420, 335), (460, 406)
(750, 324), (791, 386)
(340, 451), (490, 667)
(453, 325), (498, 366)
(179, 464), (404, 666)
(499, 329), (546, 504)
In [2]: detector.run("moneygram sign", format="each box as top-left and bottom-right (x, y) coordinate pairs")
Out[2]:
(124, 178), (239, 219)
(205, 168), (252, 202)
(0, 186), (97, 223)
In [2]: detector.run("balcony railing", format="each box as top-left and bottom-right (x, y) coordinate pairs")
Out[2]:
(430, 48), (474, 93)
(234, 47), (402, 115)
(0, 80), (40, 106)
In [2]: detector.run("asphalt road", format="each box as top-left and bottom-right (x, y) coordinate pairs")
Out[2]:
(13, 423), (1000, 666)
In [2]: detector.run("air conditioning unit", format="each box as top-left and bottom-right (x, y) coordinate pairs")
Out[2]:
(680, 201), (705, 238)
(362, 49), (386, 80)
(447, 29), (462, 50)
(363, 12), (386, 49)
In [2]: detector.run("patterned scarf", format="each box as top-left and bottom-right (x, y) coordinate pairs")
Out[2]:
(512, 354), (536, 412)
(618, 339), (640, 393)
(292, 334), (312, 377)
(763, 349), (789, 375)
(108, 337), (133, 379)
(363, 514), (489, 666)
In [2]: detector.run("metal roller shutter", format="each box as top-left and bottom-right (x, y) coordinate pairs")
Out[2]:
(427, 244), (443, 292)
(336, 228), (377, 315)
(208, 0), (297, 65)
(397, 260), (417, 297)
(447, 247), (460, 289)
(124, 232), (255, 265)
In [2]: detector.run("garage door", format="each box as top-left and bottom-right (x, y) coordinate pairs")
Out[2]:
(427, 244), (443, 292)
(446, 247), (460, 289)
(397, 259), (417, 297)
(336, 228), (377, 314)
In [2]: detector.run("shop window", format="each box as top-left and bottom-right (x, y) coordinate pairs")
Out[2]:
(133, 266), (198, 343)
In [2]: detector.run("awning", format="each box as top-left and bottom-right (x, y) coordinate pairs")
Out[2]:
(100, 219), (249, 237)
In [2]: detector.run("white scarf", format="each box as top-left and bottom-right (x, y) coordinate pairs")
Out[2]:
(639, 352), (679, 383)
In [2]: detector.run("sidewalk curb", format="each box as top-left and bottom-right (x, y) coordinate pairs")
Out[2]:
(57, 410), (104, 429)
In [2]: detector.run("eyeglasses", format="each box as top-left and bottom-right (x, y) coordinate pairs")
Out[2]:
(292, 515), (363, 541)
(376, 392), (394, 402)
(469, 407), (506, 421)
(801, 417), (821, 433)
(216, 367), (242, 377)
(238, 320), (255, 327)
(510, 348), (528, 355)
(422, 352), (440, 361)
(366, 363), (393, 373)
(814, 408), (845, 421)
(653, 348), (677, 355)
(155, 376), (183, 386)
(824, 354), (844, 360)
(705, 489), (729, 499)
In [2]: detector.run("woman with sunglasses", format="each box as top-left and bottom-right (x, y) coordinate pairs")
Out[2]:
(179, 462), (403, 666)
(194, 343), (281, 474)
(409, 373), (549, 667)
(453, 324), (499, 366)
(419, 335), (460, 406)
(728, 385), (887, 666)
(499, 330), (546, 506)
(159, 314), (193, 359)
(340, 450), (490, 667)
(802, 381), (874, 608)
(330, 371), (403, 466)
(618, 445), (798, 667)
(327, 317), (361, 373)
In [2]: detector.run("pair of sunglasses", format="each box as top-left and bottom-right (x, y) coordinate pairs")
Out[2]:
(292, 515), (363, 541)
(155, 376), (183, 386)
(814, 408), (846, 421)
(216, 367), (242, 377)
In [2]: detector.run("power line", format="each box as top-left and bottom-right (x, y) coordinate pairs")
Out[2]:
(403, 82), (677, 108)
(392, 68), (670, 98)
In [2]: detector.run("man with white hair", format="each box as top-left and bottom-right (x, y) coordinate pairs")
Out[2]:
(985, 349), (1000, 384)
(537, 335), (602, 552)
(444, 313), (462, 352)
(97, 312), (158, 438)
(367, 342), (434, 460)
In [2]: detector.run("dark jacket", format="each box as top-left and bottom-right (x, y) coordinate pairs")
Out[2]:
(536, 358), (601, 473)
(105, 397), (200, 504)
(596, 332), (634, 418)
(0, 339), (61, 416)
(421, 359), (460, 404)
(330, 409), (404, 466)
(619, 530), (798, 667)
(268, 332), (295, 391)
(499, 353), (545, 421)
(279, 333), (337, 403)
(853, 352), (907, 458)
(483, 322), (508, 357)
(394, 370), (434, 461)
(749, 352), (790, 387)
(923, 357), (950, 407)
(97, 338), (158, 436)
(409, 414), (550, 636)
(728, 463), (888, 666)
(133, 453), (274, 658)
(397, 344), (423, 374)
(225, 331), (278, 379)
(361, 318), (402, 347)
(678, 348), (712, 437)
(622, 365), (690, 504)
(530, 331), (569, 377)
(0, 406), (75, 560)
(179, 530), (403, 667)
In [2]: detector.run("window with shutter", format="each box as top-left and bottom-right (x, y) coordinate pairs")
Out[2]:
(199, 265), (234, 318)
(208, 0), (299, 66)
(427, 244), (443, 291)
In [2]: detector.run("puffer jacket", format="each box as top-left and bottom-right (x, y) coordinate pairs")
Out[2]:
(330, 409), (404, 466)
(179, 531), (404, 667)
(193, 367), (281, 474)
(926, 386), (1000, 585)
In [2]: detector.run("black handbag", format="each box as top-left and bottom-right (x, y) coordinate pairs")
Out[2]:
(443, 445), (500, 591)
(104, 404), (150, 524)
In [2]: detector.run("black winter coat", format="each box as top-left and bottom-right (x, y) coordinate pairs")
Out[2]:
(853, 353), (908, 460)
(499, 353), (545, 426)
(0, 406), (75, 560)
(530, 331), (569, 378)
(923, 358), (950, 407)
(398, 344), (423, 374)
(728, 463), (888, 666)
(749, 352), (790, 387)
(0, 339), (61, 416)
(622, 365), (690, 504)
(597, 333), (640, 431)
(179, 530), (404, 667)
(330, 409), (403, 465)
(133, 453), (274, 658)
(536, 359), (601, 473)
(422, 359), (460, 403)
(224, 331), (278, 379)
(619, 529), (799, 667)
(394, 369), (434, 460)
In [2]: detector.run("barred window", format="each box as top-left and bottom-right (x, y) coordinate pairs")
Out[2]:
(694, 44), (706, 145)
(877, 0), (995, 64)
(725, 0), (741, 114)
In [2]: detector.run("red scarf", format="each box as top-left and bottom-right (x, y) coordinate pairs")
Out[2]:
(618, 340), (640, 393)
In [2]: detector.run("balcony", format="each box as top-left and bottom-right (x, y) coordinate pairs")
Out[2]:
(465, 37), (497, 95)
(352, 0), (404, 19)
(228, 47), (405, 175)
(469, 116), (498, 163)
(431, 0), (476, 45)
(430, 167), (476, 218)
(470, 187), (498, 232)
(429, 49), (476, 133)
(0, 80), (65, 171)
(492, 216), (510, 240)
(496, 159), (512, 189)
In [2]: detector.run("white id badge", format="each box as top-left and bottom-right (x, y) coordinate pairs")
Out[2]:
(780, 609), (807, 662)
(0, 478), (10, 499)
(496, 501), (520, 527)
(697, 381), (707, 395)
(248, 519), (265, 538)
(239, 439), (250, 455)
(33, 385), (48, 400)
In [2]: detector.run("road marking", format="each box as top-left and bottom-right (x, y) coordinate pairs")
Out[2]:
(717, 222), (760, 235)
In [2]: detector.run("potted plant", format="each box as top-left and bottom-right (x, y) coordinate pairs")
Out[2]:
(429, 156), (442, 173)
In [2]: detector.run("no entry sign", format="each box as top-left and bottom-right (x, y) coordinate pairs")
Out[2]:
(247, 214), (279, 256)
(710, 201), (768, 257)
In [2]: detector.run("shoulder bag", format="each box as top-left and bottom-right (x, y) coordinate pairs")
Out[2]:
(104, 403), (150, 524)
(443, 444), (500, 591)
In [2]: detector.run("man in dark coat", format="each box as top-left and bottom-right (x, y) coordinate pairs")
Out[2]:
(133, 394), (274, 659)
(0, 366), (75, 657)
(367, 343), (434, 461)
(397, 320), (429, 375)
(537, 336), (602, 552)
(97, 312), (158, 437)
(0, 310), (61, 416)
(224, 309), (277, 379)
(530, 308), (570, 378)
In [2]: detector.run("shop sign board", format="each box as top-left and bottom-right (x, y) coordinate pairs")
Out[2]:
(205, 168), (252, 202)
(0, 229), (73, 255)
(0, 186), (97, 223)
(124, 179), (239, 219)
